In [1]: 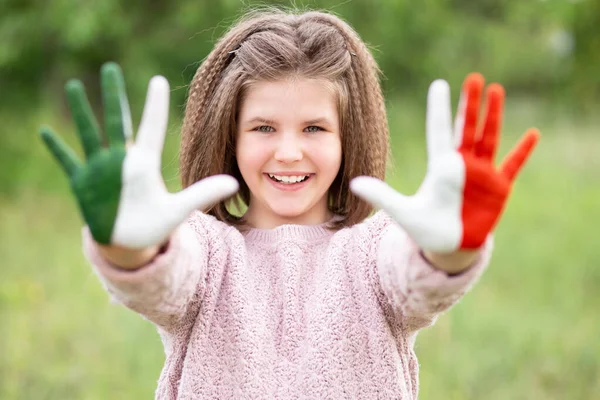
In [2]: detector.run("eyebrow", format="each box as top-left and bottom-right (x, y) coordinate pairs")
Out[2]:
(244, 117), (333, 125)
(246, 117), (275, 125)
(303, 118), (331, 126)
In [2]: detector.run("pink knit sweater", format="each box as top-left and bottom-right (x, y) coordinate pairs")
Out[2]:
(83, 210), (491, 399)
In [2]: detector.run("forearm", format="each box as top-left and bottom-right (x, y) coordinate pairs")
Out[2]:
(422, 249), (481, 275)
(375, 222), (491, 333)
(83, 223), (206, 328)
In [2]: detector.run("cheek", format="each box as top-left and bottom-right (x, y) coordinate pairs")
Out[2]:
(236, 136), (270, 176)
(312, 137), (342, 176)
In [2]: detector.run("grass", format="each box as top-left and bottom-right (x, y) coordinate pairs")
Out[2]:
(1, 97), (599, 399)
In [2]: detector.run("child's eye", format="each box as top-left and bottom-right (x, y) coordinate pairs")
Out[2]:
(254, 125), (274, 133)
(305, 126), (324, 133)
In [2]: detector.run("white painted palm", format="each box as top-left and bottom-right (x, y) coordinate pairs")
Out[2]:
(40, 63), (239, 249)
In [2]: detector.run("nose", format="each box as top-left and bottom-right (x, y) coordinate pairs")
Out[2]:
(273, 132), (303, 163)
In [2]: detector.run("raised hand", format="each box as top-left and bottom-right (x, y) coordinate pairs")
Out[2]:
(350, 73), (540, 253)
(40, 63), (238, 249)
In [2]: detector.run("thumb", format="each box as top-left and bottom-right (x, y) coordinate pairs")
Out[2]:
(350, 176), (412, 223)
(174, 175), (239, 215)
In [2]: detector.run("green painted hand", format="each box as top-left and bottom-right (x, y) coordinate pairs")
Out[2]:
(40, 63), (239, 248)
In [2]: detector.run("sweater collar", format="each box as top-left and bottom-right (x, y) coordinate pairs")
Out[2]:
(242, 215), (342, 243)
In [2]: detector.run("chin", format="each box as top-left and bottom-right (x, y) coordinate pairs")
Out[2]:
(271, 206), (309, 219)
(268, 202), (314, 221)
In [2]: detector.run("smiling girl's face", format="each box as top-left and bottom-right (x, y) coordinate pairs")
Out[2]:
(236, 78), (342, 229)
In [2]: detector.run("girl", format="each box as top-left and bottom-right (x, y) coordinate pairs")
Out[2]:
(40, 9), (539, 400)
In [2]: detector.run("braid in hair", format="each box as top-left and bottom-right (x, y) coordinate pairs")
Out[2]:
(181, 13), (286, 188)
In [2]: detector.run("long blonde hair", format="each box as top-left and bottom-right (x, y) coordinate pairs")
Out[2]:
(180, 9), (389, 229)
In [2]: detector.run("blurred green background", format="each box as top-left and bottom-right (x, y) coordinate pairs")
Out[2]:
(1, 0), (599, 399)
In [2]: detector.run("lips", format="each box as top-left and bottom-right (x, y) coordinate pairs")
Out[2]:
(267, 173), (310, 184)
(264, 173), (314, 192)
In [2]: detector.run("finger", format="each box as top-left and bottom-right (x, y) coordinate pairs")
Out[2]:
(475, 83), (505, 162)
(499, 128), (541, 182)
(136, 76), (170, 155)
(39, 126), (82, 177)
(456, 73), (484, 152)
(65, 80), (102, 159)
(174, 175), (240, 214)
(101, 62), (133, 147)
(426, 80), (454, 161)
(350, 176), (411, 220)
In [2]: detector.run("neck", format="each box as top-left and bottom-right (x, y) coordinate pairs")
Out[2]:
(243, 204), (333, 230)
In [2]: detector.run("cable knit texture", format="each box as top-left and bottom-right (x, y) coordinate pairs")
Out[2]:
(83, 210), (492, 399)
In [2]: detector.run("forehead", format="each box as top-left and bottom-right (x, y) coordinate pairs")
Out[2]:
(238, 78), (339, 122)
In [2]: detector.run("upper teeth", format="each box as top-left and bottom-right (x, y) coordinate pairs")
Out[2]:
(268, 174), (309, 183)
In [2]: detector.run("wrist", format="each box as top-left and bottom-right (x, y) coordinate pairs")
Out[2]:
(422, 248), (480, 275)
(96, 241), (165, 270)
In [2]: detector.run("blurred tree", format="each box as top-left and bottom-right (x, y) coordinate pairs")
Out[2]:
(570, 0), (600, 111)
(0, 0), (587, 116)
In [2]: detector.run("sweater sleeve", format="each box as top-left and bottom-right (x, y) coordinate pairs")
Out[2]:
(81, 213), (212, 331)
(372, 212), (493, 333)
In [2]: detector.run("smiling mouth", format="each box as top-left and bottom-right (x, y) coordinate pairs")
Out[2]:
(267, 173), (311, 184)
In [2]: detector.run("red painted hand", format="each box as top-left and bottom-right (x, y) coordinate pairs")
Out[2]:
(351, 73), (540, 252)
(457, 73), (540, 248)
